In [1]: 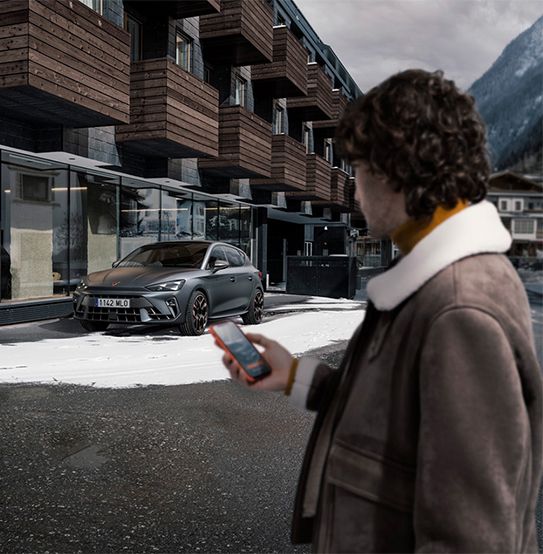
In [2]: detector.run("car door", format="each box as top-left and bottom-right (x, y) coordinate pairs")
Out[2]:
(224, 246), (254, 312)
(203, 245), (233, 315)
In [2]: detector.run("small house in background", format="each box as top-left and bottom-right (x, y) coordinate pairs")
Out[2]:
(488, 171), (543, 262)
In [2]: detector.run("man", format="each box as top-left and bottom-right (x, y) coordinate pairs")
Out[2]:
(219, 69), (543, 552)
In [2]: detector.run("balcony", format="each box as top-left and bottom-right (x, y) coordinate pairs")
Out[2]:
(199, 0), (273, 66)
(123, 0), (220, 18)
(286, 63), (335, 121)
(251, 26), (307, 98)
(312, 88), (350, 135)
(250, 134), (307, 192)
(0, 0), (130, 127)
(199, 105), (272, 178)
(286, 153), (331, 201)
(330, 167), (354, 212)
(115, 58), (219, 158)
(313, 168), (353, 211)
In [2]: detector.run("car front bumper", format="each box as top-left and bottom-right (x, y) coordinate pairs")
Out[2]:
(73, 289), (186, 325)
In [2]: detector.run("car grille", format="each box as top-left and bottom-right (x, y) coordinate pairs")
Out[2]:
(75, 295), (177, 323)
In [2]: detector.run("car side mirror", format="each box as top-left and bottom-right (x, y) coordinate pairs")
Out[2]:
(212, 260), (229, 272)
(112, 260), (120, 268)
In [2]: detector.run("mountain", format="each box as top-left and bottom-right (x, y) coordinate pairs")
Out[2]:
(468, 15), (543, 173)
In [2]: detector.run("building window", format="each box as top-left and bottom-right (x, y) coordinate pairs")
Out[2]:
(203, 64), (212, 84)
(234, 75), (247, 107)
(79, 0), (102, 14)
(324, 139), (333, 163)
(276, 12), (287, 26)
(273, 103), (284, 134)
(514, 199), (523, 212)
(16, 173), (52, 203)
(499, 199), (509, 212)
(340, 158), (352, 175)
(176, 32), (192, 71)
(512, 219), (535, 235)
(124, 14), (142, 62)
(303, 124), (311, 153)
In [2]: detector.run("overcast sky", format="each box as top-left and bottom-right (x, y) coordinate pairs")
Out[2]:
(293, 0), (542, 92)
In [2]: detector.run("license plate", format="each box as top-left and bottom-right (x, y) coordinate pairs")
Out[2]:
(96, 298), (130, 308)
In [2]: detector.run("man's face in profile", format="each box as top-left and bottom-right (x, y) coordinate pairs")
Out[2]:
(353, 161), (408, 239)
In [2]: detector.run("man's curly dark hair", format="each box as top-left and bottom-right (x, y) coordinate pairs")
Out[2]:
(336, 69), (490, 219)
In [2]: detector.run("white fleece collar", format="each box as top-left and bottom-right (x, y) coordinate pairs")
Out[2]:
(367, 200), (512, 311)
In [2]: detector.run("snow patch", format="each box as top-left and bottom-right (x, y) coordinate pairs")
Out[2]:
(0, 310), (365, 388)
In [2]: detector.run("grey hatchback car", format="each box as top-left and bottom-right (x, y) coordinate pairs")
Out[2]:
(73, 241), (264, 335)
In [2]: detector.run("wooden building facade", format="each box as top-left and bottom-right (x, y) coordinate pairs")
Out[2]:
(0, 0), (362, 321)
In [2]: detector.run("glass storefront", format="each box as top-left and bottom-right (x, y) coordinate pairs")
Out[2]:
(1, 152), (69, 302)
(0, 149), (255, 305)
(71, 170), (120, 282)
(161, 189), (193, 241)
(120, 178), (161, 259)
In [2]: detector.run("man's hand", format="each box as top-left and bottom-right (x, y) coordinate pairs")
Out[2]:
(218, 332), (294, 392)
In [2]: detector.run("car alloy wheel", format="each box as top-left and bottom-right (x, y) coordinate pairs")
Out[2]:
(180, 290), (209, 336)
(192, 293), (208, 334)
(242, 288), (264, 325)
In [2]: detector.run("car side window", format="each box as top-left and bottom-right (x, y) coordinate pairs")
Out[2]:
(224, 247), (244, 267)
(207, 246), (228, 269)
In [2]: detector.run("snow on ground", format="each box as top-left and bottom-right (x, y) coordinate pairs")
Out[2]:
(0, 309), (365, 388)
(265, 295), (362, 312)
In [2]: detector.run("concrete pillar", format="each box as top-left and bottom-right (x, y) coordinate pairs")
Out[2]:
(255, 208), (268, 289)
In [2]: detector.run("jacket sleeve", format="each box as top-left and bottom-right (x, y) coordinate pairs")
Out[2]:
(288, 358), (336, 411)
(415, 307), (531, 552)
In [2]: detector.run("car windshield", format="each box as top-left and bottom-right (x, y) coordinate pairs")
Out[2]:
(118, 243), (209, 268)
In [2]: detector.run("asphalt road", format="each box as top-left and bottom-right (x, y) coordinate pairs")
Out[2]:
(0, 337), (345, 554)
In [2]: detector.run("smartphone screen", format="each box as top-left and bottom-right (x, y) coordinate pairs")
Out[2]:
(211, 322), (271, 380)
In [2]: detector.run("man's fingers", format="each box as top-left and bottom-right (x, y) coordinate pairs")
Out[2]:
(223, 354), (251, 385)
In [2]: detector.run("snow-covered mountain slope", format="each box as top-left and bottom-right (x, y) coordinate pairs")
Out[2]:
(469, 15), (542, 172)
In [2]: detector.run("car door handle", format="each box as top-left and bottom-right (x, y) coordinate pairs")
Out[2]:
(230, 277), (236, 282)
(248, 276), (253, 281)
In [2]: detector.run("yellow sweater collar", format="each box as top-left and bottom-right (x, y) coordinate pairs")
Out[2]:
(391, 200), (469, 255)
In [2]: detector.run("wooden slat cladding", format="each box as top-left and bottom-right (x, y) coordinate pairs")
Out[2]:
(287, 63), (335, 121)
(200, 0), (273, 66)
(287, 153), (331, 201)
(251, 26), (307, 98)
(250, 134), (307, 191)
(115, 58), (219, 159)
(199, 105), (272, 178)
(0, 0), (130, 127)
(330, 167), (352, 210)
(313, 168), (354, 211)
(312, 89), (350, 134)
(124, 0), (220, 18)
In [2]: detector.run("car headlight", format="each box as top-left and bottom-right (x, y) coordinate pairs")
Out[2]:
(146, 279), (186, 292)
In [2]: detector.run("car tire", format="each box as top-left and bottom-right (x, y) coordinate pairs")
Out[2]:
(180, 290), (208, 336)
(80, 320), (109, 332)
(242, 288), (264, 325)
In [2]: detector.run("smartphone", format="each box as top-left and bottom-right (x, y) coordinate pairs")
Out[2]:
(210, 321), (272, 382)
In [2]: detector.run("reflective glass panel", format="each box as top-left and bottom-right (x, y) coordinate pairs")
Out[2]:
(1, 157), (69, 301)
(120, 185), (161, 259)
(161, 189), (193, 241)
(219, 202), (240, 246)
(70, 170), (120, 282)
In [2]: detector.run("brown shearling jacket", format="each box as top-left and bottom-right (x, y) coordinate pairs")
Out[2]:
(289, 201), (543, 553)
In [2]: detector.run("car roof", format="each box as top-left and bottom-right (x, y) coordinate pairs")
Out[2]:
(136, 240), (245, 252)
(139, 240), (212, 247)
